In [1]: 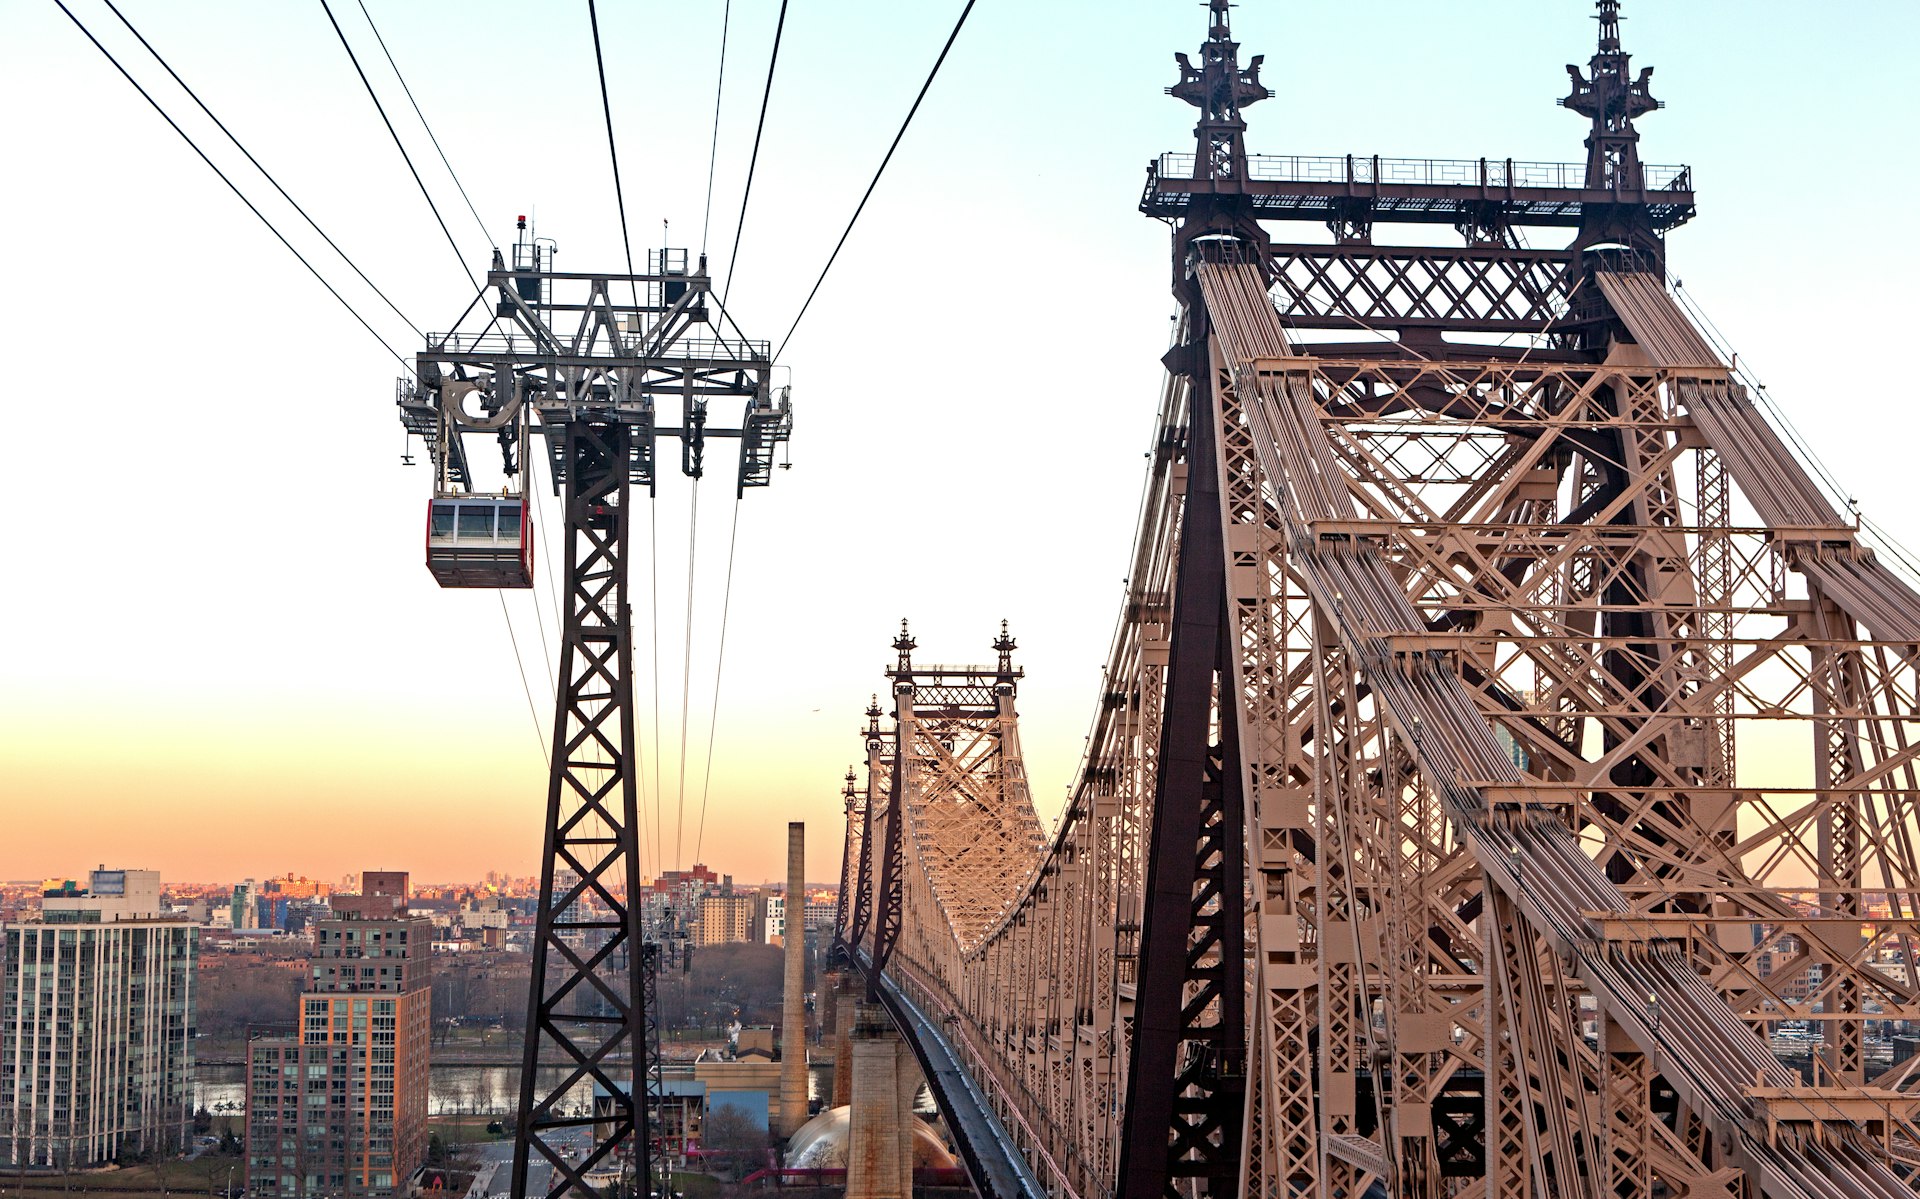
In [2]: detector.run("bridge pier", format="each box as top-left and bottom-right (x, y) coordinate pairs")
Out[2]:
(829, 972), (858, 1108)
(846, 1002), (917, 1199)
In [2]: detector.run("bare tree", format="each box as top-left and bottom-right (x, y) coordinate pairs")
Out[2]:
(697, 1105), (767, 1181)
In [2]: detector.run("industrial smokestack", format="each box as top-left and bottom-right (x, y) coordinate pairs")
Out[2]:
(780, 821), (808, 1137)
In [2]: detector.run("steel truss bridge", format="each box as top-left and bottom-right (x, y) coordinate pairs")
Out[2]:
(836, 6), (1920, 1199)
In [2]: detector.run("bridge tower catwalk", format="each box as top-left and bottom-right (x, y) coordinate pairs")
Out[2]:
(400, 232), (791, 1199)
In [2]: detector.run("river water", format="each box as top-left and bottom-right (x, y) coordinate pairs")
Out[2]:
(194, 1064), (834, 1119)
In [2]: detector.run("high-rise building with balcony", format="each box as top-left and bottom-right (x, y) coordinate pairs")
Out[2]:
(0, 868), (196, 1167)
(246, 874), (430, 1199)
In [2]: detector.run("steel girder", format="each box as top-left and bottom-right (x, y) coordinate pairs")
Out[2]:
(834, 273), (1920, 1199)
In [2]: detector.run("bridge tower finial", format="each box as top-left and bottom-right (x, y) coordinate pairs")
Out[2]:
(993, 620), (1018, 679)
(892, 619), (917, 676)
(1562, 0), (1661, 192)
(1169, 0), (1270, 185)
(1160, 0), (1274, 285)
(865, 694), (883, 738)
(842, 767), (858, 809)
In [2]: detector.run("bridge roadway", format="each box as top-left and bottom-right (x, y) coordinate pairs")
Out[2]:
(852, 950), (1047, 1199)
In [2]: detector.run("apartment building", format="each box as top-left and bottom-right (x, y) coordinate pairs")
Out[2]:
(0, 868), (196, 1167)
(696, 893), (756, 947)
(246, 875), (430, 1198)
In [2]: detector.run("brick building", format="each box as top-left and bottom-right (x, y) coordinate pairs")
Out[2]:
(246, 874), (430, 1198)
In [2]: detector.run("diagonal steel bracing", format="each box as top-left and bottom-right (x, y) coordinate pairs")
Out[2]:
(833, 5), (1920, 1199)
(514, 419), (648, 1199)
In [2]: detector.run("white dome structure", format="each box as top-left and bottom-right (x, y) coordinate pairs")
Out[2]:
(784, 1106), (958, 1171)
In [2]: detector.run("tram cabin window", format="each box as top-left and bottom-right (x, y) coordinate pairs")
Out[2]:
(424, 499), (534, 590)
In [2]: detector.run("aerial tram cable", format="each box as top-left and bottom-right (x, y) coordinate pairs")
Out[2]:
(691, 495), (744, 867)
(352, 0), (494, 250)
(584, 0), (666, 869)
(675, 481), (702, 872)
(719, 0), (789, 308)
(650, 505), (666, 876)
(346, 5), (567, 689)
(52, 1), (410, 368)
(528, 484), (566, 666)
(62, 2), (552, 786)
(775, 0), (978, 360)
(337, 7), (578, 786)
(586, 0), (643, 305)
(319, 0), (481, 292)
(95, 0), (424, 342)
(699, 0), (733, 257)
(524, 544), (556, 690)
(497, 593), (551, 766)
(322, 3), (559, 774)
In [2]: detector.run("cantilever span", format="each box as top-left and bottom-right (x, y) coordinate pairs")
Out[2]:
(836, 5), (1920, 1199)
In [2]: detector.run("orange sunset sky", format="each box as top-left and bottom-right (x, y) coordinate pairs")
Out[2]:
(5, 2), (1918, 886)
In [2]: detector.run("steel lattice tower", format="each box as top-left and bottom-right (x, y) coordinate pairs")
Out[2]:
(402, 237), (790, 1199)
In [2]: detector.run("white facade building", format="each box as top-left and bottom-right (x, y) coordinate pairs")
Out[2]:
(1, 868), (197, 1168)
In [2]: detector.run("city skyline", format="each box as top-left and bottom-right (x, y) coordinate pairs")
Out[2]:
(0, 865), (841, 893)
(5, 2), (1917, 886)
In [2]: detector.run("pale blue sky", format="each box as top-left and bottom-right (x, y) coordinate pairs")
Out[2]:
(1, 1), (1913, 883)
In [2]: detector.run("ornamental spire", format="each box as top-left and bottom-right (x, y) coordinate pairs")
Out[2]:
(1561, 0), (1662, 190)
(1169, 0), (1270, 183)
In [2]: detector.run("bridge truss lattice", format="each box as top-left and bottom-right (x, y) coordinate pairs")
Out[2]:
(839, 6), (1920, 1199)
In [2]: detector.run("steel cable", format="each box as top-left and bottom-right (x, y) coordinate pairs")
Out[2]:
(523, 580), (554, 703)
(583, 0), (662, 875)
(676, 480), (702, 872)
(319, 0), (480, 292)
(53, 1), (410, 368)
(99, 0), (424, 341)
(497, 594), (552, 766)
(353, 0), (494, 249)
(586, 0), (642, 305)
(719, 0), (788, 308)
(699, 0), (733, 258)
(774, 0), (978, 360)
(692, 496), (743, 867)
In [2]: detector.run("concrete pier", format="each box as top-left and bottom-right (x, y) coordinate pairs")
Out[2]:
(831, 973), (857, 1107)
(845, 1002), (917, 1199)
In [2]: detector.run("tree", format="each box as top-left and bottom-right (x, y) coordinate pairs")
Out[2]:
(195, 955), (305, 1041)
(697, 1104), (767, 1181)
(662, 944), (783, 1032)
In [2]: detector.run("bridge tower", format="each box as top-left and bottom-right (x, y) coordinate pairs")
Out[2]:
(400, 230), (791, 1199)
(837, 6), (1920, 1199)
(1116, 5), (1263, 1199)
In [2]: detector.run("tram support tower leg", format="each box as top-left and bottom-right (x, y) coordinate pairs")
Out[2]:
(510, 419), (652, 1199)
